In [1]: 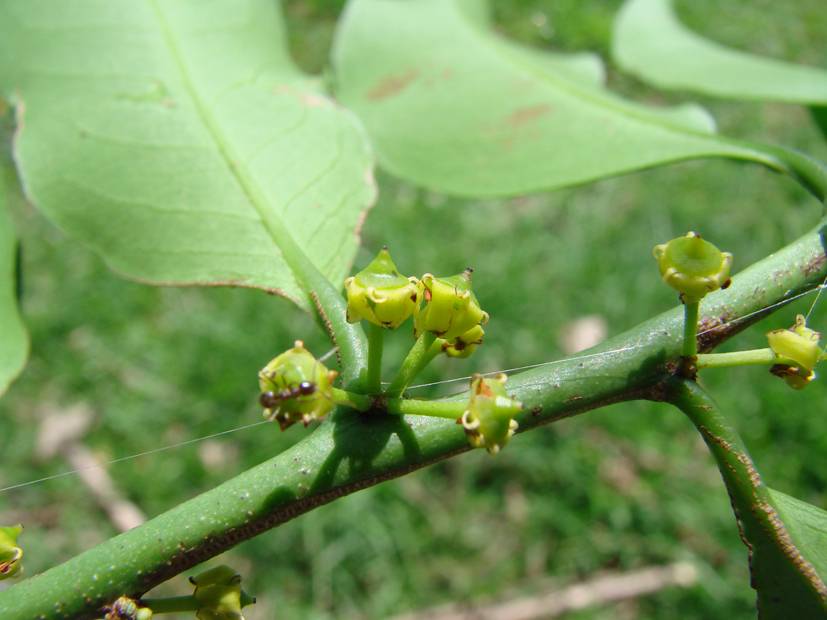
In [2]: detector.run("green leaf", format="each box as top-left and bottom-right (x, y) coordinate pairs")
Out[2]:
(768, 488), (827, 587)
(612, 0), (827, 104)
(0, 0), (376, 311)
(332, 0), (785, 198)
(0, 101), (28, 396)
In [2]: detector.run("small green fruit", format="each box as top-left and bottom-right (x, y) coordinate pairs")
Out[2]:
(191, 565), (255, 620)
(767, 314), (822, 389)
(344, 247), (419, 329)
(414, 269), (489, 342)
(461, 374), (522, 455)
(0, 524), (23, 580)
(653, 232), (732, 302)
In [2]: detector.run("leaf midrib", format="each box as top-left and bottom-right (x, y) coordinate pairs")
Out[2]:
(148, 0), (302, 294)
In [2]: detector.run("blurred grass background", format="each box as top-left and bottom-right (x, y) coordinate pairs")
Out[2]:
(2, 0), (827, 618)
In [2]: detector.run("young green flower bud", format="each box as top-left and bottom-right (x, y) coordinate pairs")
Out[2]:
(344, 247), (419, 329)
(441, 324), (485, 358)
(258, 341), (338, 430)
(105, 596), (153, 620)
(653, 232), (732, 302)
(414, 269), (489, 342)
(461, 374), (522, 455)
(0, 524), (23, 580)
(767, 314), (822, 389)
(190, 565), (255, 620)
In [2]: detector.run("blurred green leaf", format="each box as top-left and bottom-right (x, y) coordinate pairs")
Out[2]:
(613, 0), (827, 104)
(0, 102), (27, 397)
(0, 0), (375, 311)
(811, 106), (827, 141)
(332, 0), (786, 198)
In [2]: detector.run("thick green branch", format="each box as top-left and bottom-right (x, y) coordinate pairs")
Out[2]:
(2, 220), (826, 619)
(667, 378), (827, 614)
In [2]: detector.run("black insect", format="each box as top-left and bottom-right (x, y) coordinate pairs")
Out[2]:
(259, 391), (279, 408)
(259, 381), (317, 408)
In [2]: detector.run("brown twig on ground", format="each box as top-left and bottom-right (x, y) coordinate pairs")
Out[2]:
(391, 562), (698, 620)
(36, 404), (146, 532)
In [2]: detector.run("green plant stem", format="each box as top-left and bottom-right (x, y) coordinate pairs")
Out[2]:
(697, 348), (796, 369)
(331, 387), (372, 411)
(682, 300), (699, 358)
(278, 232), (368, 388)
(2, 219), (825, 620)
(385, 332), (439, 397)
(386, 397), (466, 419)
(139, 595), (197, 614)
(366, 322), (384, 394)
(667, 378), (827, 613)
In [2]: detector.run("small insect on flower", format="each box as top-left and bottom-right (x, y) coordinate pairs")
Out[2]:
(258, 341), (338, 430)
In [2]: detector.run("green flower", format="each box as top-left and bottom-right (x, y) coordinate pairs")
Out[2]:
(344, 247), (419, 329)
(0, 524), (23, 580)
(653, 232), (732, 302)
(191, 565), (255, 620)
(105, 596), (153, 620)
(441, 324), (485, 358)
(414, 269), (489, 342)
(767, 314), (822, 389)
(258, 341), (338, 430)
(461, 374), (522, 455)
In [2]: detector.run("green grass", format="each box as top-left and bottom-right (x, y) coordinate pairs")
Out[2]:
(2, 1), (827, 618)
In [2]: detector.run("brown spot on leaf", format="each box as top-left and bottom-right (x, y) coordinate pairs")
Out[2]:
(507, 104), (552, 127)
(367, 69), (419, 101)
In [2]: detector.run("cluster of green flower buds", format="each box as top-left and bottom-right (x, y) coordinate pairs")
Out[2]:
(105, 597), (153, 620)
(767, 314), (823, 389)
(653, 232), (732, 303)
(461, 374), (522, 454)
(344, 247), (419, 329)
(345, 249), (489, 356)
(0, 524), (23, 580)
(190, 565), (255, 620)
(258, 341), (337, 430)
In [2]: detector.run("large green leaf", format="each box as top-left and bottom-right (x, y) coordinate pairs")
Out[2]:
(332, 0), (787, 198)
(0, 0), (375, 310)
(0, 102), (28, 396)
(612, 0), (827, 104)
